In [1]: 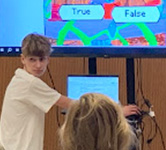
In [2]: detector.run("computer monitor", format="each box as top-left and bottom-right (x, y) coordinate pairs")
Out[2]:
(67, 75), (119, 103)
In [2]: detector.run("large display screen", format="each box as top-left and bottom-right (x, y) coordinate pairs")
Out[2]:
(43, 0), (166, 57)
(0, 0), (166, 57)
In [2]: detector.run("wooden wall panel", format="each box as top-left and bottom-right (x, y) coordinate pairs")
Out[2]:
(97, 57), (127, 105)
(0, 57), (21, 113)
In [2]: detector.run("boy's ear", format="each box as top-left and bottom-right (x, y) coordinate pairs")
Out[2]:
(20, 54), (25, 65)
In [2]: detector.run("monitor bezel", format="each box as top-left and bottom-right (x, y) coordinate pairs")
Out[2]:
(1, 46), (166, 58)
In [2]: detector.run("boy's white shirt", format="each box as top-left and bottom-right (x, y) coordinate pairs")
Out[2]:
(0, 68), (61, 150)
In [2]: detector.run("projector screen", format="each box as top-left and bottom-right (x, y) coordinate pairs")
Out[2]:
(67, 75), (119, 103)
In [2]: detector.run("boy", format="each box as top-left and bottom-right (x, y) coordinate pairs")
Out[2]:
(0, 33), (72, 150)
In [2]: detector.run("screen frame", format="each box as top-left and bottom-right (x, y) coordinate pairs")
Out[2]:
(1, 46), (166, 58)
(51, 46), (166, 58)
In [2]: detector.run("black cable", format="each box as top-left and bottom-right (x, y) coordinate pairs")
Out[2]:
(135, 59), (140, 106)
(140, 112), (166, 150)
(146, 115), (154, 144)
(47, 66), (61, 128)
(135, 59), (146, 109)
(147, 142), (152, 150)
(138, 59), (146, 101)
(140, 120), (145, 150)
(47, 66), (56, 90)
(83, 57), (86, 74)
(135, 59), (140, 100)
(144, 99), (152, 108)
(151, 117), (166, 150)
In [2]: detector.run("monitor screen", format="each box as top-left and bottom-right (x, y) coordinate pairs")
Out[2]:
(0, 0), (166, 57)
(67, 75), (119, 103)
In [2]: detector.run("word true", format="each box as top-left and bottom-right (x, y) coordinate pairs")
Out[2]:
(72, 8), (91, 15)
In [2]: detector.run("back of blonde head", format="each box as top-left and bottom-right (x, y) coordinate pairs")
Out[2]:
(59, 93), (135, 150)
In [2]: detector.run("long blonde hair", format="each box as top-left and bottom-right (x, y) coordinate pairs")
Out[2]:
(59, 93), (136, 150)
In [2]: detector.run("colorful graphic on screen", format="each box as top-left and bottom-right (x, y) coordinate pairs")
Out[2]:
(44, 0), (166, 47)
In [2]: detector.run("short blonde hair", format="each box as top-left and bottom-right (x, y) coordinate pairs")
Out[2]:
(21, 33), (51, 57)
(59, 93), (136, 150)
